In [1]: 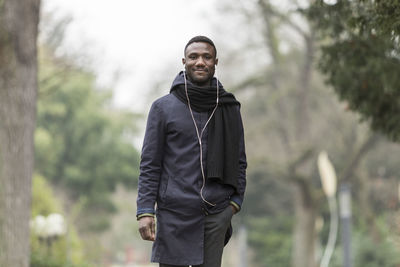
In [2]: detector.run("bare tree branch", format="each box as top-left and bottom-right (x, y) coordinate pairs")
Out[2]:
(340, 133), (381, 182)
(259, 0), (310, 39)
(258, 0), (281, 64)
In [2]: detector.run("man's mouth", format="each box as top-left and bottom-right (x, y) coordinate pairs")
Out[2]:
(194, 69), (207, 73)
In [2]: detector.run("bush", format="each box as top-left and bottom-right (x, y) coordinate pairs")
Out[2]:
(31, 175), (91, 267)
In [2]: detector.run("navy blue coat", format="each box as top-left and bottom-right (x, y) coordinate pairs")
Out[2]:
(136, 77), (247, 265)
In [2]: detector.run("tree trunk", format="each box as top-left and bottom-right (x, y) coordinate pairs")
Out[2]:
(291, 28), (317, 267)
(295, 33), (314, 139)
(0, 0), (40, 266)
(292, 184), (318, 267)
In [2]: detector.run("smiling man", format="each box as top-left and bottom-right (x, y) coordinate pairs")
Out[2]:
(136, 36), (247, 267)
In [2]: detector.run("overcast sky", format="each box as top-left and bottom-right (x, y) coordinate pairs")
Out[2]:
(43, 0), (219, 111)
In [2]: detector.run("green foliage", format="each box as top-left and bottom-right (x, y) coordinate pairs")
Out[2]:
(32, 174), (62, 217)
(241, 167), (293, 217)
(370, 0), (400, 37)
(31, 234), (91, 267)
(35, 46), (140, 232)
(328, 231), (400, 267)
(353, 234), (400, 267)
(31, 175), (91, 266)
(357, 215), (400, 267)
(247, 216), (293, 267)
(306, 0), (400, 141)
(322, 208), (400, 267)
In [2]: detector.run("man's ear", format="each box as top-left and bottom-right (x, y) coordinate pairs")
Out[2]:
(215, 58), (219, 66)
(182, 58), (186, 65)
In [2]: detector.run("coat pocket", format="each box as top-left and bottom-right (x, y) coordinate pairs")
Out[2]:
(159, 175), (170, 201)
(161, 176), (183, 205)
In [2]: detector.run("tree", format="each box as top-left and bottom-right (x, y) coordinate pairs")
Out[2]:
(33, 19), (141, 262)
(30, 175), (90, 267)
(36, 44), (140, 223)
(307, 0), (400, 141)
(36, 44), (140, 234)
(214, 1), (399, 266)
(0, 0), (41, 266)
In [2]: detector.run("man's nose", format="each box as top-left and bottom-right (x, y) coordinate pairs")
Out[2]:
(195, 57), (206, 67)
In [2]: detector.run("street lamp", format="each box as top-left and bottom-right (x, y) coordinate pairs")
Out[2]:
(323, 0), (338, 5)
(31, 213), (66, 247)
(318, 151), (338, 267)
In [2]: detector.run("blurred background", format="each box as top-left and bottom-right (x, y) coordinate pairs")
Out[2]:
(1, 0), (400, 266)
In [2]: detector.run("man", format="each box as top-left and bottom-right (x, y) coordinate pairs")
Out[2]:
(136, 36), (247, 267)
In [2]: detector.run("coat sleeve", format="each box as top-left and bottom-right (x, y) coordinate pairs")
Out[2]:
(230, 109), (247, 211)
(136, 101), (165, 216)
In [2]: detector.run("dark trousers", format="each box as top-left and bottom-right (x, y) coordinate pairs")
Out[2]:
(159, 205), (233, 267)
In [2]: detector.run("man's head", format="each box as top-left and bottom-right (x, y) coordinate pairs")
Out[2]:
(182, 36), (218, 86)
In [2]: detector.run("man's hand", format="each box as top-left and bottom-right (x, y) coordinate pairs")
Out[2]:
(138, 216), (155, 241)
(230, 204), (238, 215)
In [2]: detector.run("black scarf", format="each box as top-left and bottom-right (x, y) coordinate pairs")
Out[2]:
(170, 72), (241, 191)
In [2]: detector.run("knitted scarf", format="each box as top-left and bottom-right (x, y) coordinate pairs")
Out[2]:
(170, 72), (241, 191)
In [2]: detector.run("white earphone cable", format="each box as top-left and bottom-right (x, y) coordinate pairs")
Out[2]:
(183, 67), (219, 207)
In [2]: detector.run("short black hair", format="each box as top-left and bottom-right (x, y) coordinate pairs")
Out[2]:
(184, 36), (217, 57)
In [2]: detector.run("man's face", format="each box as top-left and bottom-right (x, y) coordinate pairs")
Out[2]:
(182, 42), (218, 86)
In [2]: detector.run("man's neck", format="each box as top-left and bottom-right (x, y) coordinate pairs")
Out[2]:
(188, 78), (212, 88)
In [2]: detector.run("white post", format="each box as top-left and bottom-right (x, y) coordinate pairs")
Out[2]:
(318, 151), (338, 267)
(339, 184), (352, 267)
(238, 225), (248, 267)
